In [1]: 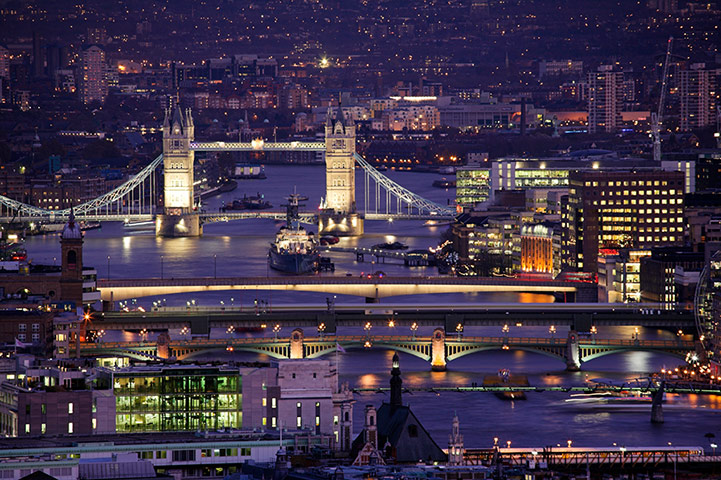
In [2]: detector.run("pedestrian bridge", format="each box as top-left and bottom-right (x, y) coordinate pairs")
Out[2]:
(79, 328), (694, 371)
(97, 276), (597, 302)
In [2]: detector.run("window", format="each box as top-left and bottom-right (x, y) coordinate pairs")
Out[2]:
(92, 418), (96, 430)
(262, 398), (267, 407)
(172, 450), (196, 462)
(24, 424), (29, 434)
(156, 451), (167, 459)
(271, 417), (277, 428)
(18, 324), (26, 332)
(68, 422), (73, 434)
(41, 423), (46, 434)
(68, 403), (74, 414)
(271, 398), (276, 409)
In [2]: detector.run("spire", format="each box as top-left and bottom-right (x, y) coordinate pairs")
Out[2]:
(390, 352), (402, 409)
(335, 93), (345, 128)
(171, 105), (185, 133)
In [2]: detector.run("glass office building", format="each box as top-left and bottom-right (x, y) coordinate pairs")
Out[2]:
(111, 366), (242, 433)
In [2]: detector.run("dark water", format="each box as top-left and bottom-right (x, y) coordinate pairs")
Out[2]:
(24, 165), (720, 449)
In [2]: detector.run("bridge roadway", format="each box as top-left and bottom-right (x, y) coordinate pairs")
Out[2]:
(79, 333), (695, 370)
(98, 276), (596, 302)
(92, 303), (694, 334)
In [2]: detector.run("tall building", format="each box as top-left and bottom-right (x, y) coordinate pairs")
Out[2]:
(32, 32), (44, 77)
(587, 66), (624, 133)
(679, 64), (715, 131)
(562, 170), (685, 273)
(0, 44), (9, 79)
(80, 45), (107, 104)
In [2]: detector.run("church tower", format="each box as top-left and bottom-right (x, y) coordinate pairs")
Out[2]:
(60, 210), (84, 307)
(319, 102), (363, 236)
(390, 353), (402, 410)
(156, 106), (201, 236)
(447, 413), (465, 466)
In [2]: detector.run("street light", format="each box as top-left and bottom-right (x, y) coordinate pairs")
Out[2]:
(318, 322), (326, 338)
(388, 319), (395, 328)
(549, 325), (556, 342)
(273, 324), (281, 341)
(590, 325), (597, 344)
(410, 322), (418, 339)
(456, 322), (463, 339)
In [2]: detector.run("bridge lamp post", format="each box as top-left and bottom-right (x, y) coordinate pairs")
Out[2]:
(364, 322), (372, 338)
(456, 323), (463, 339)
(590, 325), (597, 344)
(387, 319), (395, 329)
(273, 324), (281, 342)
(410, 322), (418, 339)
(318, 322), (326, 338)
(140, 328), (147, 342)
(502, 324), (509, 337)
(107, 256), (111, 280)
(214, 254), (217, 279)
(160, 255), (164, 279)
(549, 325), (556, 342)
(633, 327), (640, 342)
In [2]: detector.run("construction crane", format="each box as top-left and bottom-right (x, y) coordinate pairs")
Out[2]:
(652, 36), (673, 162)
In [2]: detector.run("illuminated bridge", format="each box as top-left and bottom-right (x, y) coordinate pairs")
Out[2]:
(0, 109), (455, 231)
(97, 276), (598, 303)
(79, 328), (696, 371)
(90, 303), (695, 333)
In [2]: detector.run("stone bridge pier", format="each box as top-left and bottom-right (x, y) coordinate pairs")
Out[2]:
(290, 328), (304, 359)
(431, 328), (447, 371)
(565, 330), (581, 371)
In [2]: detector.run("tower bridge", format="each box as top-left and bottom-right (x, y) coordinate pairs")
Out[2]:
(78, 327), (696, 372)
(0, 106), (454, 236)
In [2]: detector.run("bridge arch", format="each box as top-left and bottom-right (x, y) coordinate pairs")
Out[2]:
(446, 345), (567, 364)
(580, 347), (688, 364)
(305, 342), (431, 362)
(178, 345), (290, 361)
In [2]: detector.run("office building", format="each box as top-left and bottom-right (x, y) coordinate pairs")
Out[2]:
(640, 247), (704, 308)
(80, 45), (108, 104)
(562, 170), (685, 273)
(597, 249), (651, 303)
(587, 66), (624, 133)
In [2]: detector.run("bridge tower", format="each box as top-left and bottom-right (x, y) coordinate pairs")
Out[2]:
(319, 104), (364, 236)
(156, 106), (202, 237)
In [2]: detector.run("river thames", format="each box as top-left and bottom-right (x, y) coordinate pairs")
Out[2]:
(24, 165), (721, 448)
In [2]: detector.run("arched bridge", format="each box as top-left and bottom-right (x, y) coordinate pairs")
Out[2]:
(79, 328), (695, 371)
